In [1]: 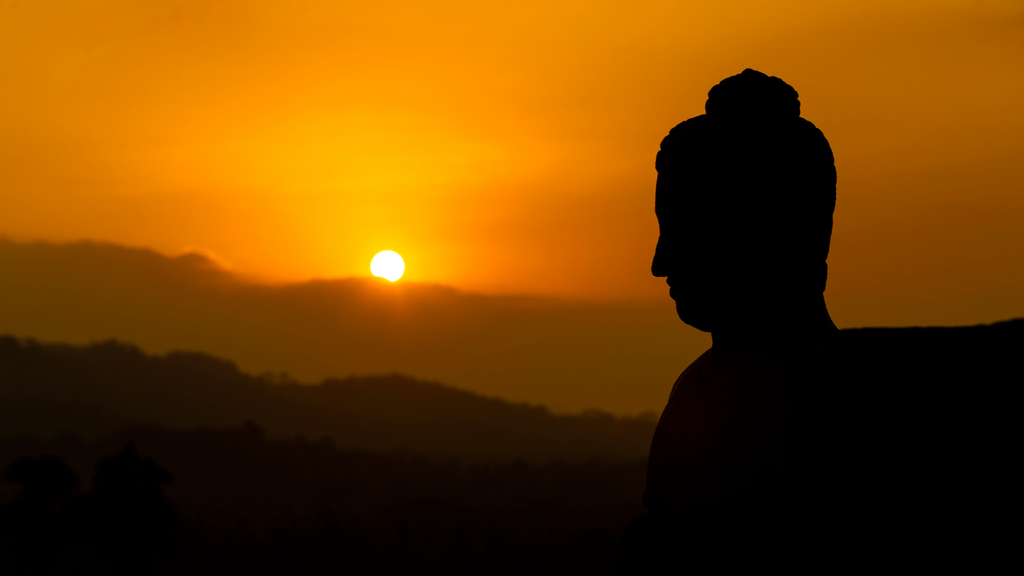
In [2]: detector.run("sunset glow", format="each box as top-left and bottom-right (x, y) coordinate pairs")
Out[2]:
(0, 0), (1021, 325)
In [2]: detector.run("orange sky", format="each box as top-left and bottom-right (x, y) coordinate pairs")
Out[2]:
(2, 0), (1023, 325)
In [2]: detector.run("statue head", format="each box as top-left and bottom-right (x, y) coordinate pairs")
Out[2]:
(652, 69), (837, 332)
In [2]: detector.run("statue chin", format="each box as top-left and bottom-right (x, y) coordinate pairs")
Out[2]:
(676, 300), (714, 333)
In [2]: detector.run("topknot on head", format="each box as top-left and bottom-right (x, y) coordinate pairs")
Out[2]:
(705, 69), (800, 119)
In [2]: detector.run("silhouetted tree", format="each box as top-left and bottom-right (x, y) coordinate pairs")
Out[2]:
(64, 443), (179, 575)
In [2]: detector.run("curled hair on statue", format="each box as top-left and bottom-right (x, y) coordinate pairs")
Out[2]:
(655, 69), (837, 294)
(705, 68), (801, 120)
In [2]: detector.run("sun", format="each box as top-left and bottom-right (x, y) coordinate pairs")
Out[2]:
(370, 250), (405, 282)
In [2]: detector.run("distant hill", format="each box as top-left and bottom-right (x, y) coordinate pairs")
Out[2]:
(0, 238), (709, 415)
(0, 337), (657, 462)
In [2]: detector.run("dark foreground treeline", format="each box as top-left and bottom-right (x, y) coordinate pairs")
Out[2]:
(0, 336), (657, 462)
(0, 423), (647, 575)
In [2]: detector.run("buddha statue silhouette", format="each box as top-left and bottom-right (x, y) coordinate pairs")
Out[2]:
(616, 69), (1020, 573)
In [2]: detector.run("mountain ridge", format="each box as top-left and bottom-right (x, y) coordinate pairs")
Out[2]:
(0, 335), (658, 462)
(0, 237), (707, 415)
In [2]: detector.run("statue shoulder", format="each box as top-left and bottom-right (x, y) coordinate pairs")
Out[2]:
(667, 349), (712, 398)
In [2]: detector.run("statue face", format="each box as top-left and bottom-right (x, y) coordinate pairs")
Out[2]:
(651, 200), (723, 333)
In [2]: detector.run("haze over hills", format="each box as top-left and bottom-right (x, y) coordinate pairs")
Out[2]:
(0, 336), (656, 462)
(0, 238), (709, 415)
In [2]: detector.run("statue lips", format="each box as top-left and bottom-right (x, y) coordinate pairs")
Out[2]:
(666, 279), (688, 302)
